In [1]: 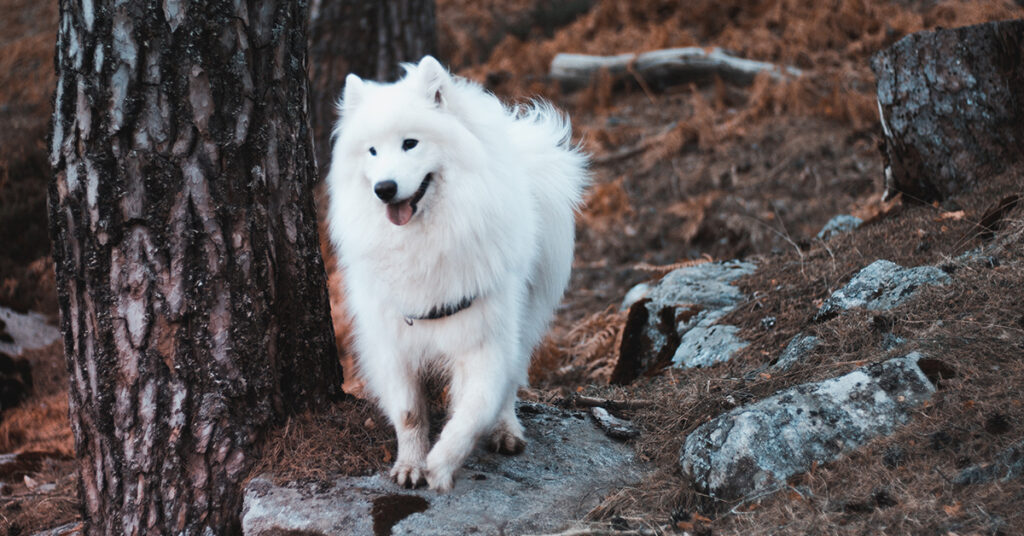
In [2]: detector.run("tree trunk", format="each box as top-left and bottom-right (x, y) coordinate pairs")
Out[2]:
(872, 20), (1024, 203)
(308, 0), (437, 175)
(48, 1), (342, 534)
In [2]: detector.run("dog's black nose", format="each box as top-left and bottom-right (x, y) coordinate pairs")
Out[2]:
(374, 180), (397, 202)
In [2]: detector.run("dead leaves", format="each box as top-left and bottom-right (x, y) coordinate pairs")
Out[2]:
(942, 501), (963, 517)
(580, 176), (634, 232)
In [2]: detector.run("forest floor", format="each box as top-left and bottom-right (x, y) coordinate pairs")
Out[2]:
(2, 0), (1024, 534)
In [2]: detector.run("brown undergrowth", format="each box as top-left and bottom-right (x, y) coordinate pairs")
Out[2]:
(0, 342), (77, 535)
(0, 0), (58, 314)
(586, 165), (1024, 534)
(251, 398), (395, 485)
(2, 0), (1024, 534)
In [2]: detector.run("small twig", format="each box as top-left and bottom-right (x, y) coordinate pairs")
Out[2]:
(593, 144), (646, 165)
(0, 490), (63, 503)
(728, 485), (783, 515)
(625, 59), (657, 105)
(523, 526), (660, 536)
(631, 255), (713, 275)
(592, 121), (676, 166)
(934, 465), (954, 485)
(559, 394), (653, 411)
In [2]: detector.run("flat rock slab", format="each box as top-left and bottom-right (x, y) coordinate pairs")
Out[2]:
(815, 260), (950, 322)
(243, 403), (644, 536)
(612, 261), (755, 383)
(681, 353), (935, 502)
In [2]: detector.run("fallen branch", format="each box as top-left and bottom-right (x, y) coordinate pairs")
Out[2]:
(591, 407), (641, 439)
(558, 394), (653, 411)
(551, 47), (802, 90)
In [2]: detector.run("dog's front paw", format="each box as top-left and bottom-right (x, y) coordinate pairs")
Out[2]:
(389, 461), (426, 489)
(424, 467), (455, 492)
(488, 428), (526, 455)
(424, 453), (458, 492)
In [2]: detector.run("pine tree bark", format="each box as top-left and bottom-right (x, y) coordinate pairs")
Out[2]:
(308, 0), (437, 174)
(48, 1), (342, 534)
(872, 20), (1024, 203)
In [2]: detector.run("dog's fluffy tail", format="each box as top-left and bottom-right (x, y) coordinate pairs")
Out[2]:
(511, 100), (590, 212)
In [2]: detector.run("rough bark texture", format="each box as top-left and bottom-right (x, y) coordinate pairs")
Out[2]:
(308, 0), (437, 175)
(872, 20), (1024, 203)
(48, 1), (342, 534)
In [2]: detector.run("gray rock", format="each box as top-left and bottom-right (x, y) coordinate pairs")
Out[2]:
(620, 282), (652, 311)
(880, 333), (907, 352)
(673, 324), (747, 368)
(954, 439), (1024, 485)
(815, 260), (950, 321)
(769, 334), (821, 372)
(816, 214), (863, 241)
(680, 353), (935, 501)
(612, 261), (755, 383)
(243, 403), (644, 536)
(0, 306), (60, 356)
(647, 260), (754, 309)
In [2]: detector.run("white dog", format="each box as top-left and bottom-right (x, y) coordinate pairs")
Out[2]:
(325, 56), (588, 491)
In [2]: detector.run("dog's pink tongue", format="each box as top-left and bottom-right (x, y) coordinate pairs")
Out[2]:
(386, 201), (414, 226)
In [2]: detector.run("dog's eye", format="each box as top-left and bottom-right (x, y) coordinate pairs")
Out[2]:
(368, 147), (377, 156)
(402, 139), (419, 151)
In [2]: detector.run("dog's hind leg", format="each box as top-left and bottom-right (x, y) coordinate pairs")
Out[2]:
(363, 356), (429, 488)
(424, 344), (510, 491)
(488, 388), (526, 454)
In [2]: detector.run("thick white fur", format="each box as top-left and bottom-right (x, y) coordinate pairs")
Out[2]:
(325, 56), (588, 491)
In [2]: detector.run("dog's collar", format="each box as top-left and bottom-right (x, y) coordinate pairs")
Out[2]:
(404, 296), (474, 325)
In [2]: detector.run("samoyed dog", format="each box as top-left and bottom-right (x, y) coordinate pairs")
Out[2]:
(325, 56), (588, 491)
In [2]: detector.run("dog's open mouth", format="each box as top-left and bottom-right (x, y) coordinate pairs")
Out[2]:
(386, 173), (433, 226)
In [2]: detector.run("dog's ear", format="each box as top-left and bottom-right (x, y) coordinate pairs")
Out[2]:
(417, 56), (449, 108)
(342, 73), (365, 113)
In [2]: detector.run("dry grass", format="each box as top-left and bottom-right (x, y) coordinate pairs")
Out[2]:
(0, 455), (79, 536)
(0, 0), (58, 312)
(0, 392), (73, 456)
(0, 338), (77, 534)
(586, 165), (1024, 534)
(251, 398), (395, 485)
(0, 0), (56, 107)
(709, 254), (1024, 535)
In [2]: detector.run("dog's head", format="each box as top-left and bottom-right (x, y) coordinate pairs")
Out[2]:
(334, 56), (460, 227)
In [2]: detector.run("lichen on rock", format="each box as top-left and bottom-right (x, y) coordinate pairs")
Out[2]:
(815, 260), (950, 322)
(680, 353), (935, 502)
(612, 261), (755, 383)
